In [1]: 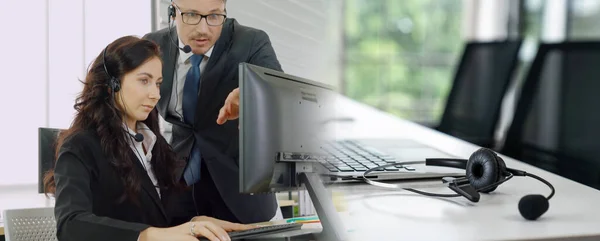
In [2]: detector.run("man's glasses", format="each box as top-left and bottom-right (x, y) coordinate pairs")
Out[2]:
(173, 4), (227, 26)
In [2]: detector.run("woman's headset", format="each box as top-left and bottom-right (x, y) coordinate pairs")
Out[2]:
(362, 148), (555, 221)
(102, 46), (121, 93)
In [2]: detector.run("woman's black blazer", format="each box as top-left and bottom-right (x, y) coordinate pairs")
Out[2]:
(53, 130), (176, 241)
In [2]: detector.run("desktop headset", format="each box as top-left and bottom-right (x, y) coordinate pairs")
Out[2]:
(362, 148), (555, 221)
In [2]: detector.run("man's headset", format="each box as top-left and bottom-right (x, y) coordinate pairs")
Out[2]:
(361, 148), (555, 221)
(167, 2), (192, 53)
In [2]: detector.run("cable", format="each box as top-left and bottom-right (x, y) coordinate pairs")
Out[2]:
(118, 92), (151, 173)
(403, 188), (461, 198)
(358, 161), (517, 199)
(525, 172), (555, 200)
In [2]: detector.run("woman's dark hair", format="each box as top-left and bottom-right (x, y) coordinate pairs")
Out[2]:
(43, 35), (183, 203)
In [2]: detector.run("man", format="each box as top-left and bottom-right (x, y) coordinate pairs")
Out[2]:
(143, 0), (282, 225)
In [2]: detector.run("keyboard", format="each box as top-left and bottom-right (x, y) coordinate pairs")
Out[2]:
(198, 223), (303, 240)
(322, 140), (413, 173)
(278, 140), (414, 173)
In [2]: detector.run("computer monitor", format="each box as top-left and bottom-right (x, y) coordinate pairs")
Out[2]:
(239, 63), (346, 241)
(38, 127), (62, 193)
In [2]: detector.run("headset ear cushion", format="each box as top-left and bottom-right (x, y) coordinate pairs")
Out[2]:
(495, 155), (507, 177)
(168, 5), (175, 18)
(111, 78), (121, 92)
(467, 148), (500, 193)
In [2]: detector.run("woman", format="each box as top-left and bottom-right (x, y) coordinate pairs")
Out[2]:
(43, 36), (251, 241)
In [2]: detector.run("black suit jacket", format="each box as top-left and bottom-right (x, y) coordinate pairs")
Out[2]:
(53, 130), (172, 241)
(143, 18), (281, 224)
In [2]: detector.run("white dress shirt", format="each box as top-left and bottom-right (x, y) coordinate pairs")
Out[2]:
(168, 39), (214, 121)
(124, 122), (160, 198)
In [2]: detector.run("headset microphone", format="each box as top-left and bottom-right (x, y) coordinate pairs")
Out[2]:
(516, 171), (554, 220)
(519, 194), (549, 220)
(131, 133), (144, 142)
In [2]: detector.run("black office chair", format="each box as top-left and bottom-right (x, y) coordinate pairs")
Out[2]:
(436, 40), (522, 148)
(502, 41), (600, 190)
(38, 127), (63, 193)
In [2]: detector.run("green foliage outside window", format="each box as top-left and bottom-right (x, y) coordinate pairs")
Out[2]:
(343, 0), (464, 123)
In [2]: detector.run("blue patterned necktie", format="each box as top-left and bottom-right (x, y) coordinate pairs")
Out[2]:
(182, 54), (203, 185)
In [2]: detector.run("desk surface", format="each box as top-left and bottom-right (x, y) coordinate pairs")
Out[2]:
(327, 95), (600, 241)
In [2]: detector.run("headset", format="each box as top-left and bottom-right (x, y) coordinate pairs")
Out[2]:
(102, 45), (147, 160)
(362, 148), (555, 221)
(168, 2), (192, 53)
(102, 46), (121, 93)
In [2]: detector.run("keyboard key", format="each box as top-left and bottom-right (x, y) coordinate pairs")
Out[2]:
(352, 157), (368, 162)
(382, 158), (397, 163)
(347, 163), (364, 167)
(337, 166), (354, 172)
(372, 161), (387, 166)
(364, 164), (379, 168)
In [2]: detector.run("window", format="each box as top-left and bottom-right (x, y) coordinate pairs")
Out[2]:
(343, 0), (463, 123)
(568, 0), (600, 39)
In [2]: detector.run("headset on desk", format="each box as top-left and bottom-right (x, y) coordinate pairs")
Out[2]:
(360, 148), (555, 221)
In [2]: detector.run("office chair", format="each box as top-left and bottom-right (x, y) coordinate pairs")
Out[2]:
(3, 207), (57, 241)
(437, 40), (522, 148)
(38, 128), (63, 193)
(502, 41), (600, 190)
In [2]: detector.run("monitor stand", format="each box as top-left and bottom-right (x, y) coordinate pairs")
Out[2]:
(298, 172), (348, 241)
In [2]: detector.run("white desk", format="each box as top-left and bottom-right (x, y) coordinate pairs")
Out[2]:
(326, 95), (600, 241)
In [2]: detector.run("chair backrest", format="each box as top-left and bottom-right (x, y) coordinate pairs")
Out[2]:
(38, 128), (63, 193)
(502, 41), (600, 189)
(3, 207), (57, 241)
(437, 40), (522, 148)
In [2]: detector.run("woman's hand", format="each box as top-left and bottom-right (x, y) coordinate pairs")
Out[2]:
(191, 216), (256, 232)
(139, 221), (233, 241)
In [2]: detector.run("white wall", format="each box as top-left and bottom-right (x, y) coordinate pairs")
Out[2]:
(0, 0), (48, 186)
(0, 0), (151, 185)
